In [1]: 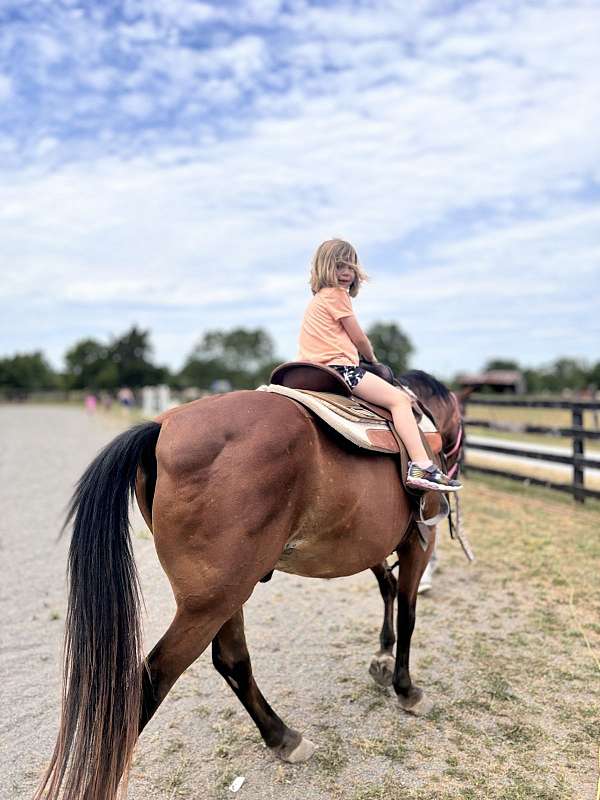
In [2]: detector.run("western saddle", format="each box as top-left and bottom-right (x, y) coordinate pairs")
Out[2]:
(264, 361), (442, 457)
(256, 361), (450, 563)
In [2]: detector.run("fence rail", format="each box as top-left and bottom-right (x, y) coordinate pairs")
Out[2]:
(462, 397), (600, 503)
(466, 419), (600, 440)
(463, 398), (600, 410)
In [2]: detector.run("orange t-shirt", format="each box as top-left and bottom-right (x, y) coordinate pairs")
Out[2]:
(297, 287), (359, 366)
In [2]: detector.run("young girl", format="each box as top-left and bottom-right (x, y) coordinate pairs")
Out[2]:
(298, 238), (462, 492)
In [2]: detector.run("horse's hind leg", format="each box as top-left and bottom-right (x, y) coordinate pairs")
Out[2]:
(393, 530), (434, 717)
(140, 602), (237, 732)
(369, 562), (397, 687)
(212, 609), (316, 763)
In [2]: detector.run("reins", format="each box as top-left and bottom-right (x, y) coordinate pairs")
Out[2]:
(443, 392), (463, 480)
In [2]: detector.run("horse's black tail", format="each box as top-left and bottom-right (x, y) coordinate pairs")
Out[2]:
(34, 420), (162, 800)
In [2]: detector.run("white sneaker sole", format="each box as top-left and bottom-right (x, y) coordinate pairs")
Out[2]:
(406, 477), (462, 492)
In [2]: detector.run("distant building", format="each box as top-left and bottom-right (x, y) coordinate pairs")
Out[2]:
(457, 370), (526, 394)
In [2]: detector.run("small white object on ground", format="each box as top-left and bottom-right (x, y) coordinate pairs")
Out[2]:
(229, 776), (246, 793)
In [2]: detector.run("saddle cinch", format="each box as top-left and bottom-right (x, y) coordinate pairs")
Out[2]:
(258, 361), (450, 544)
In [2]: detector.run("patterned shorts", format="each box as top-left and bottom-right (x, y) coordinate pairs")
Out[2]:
(329, 364), (366, 389)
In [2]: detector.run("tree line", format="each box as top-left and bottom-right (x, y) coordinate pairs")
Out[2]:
(0, 323), (413, 396)
(481, 358), (600, 394)
(0, 324), (597, 396)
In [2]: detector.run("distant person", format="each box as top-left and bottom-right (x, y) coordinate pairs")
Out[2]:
(100, 391), (113, 411)
(298, 238), (461, 492)
(117, 387), (135, 413)
(84, 393), (97, 414)
(418, 537), (438, 594)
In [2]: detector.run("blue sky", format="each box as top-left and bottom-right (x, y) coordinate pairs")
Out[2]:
(1, 0), (599, 378)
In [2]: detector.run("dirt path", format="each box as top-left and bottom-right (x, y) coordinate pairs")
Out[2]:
(1, 405), (597, 800)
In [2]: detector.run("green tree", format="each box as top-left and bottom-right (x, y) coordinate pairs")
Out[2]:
(107, 326), (168, 387)
(523, 359), (595, 393)
(546, 358), (588, 392)
(180, 328), (277, 390)
(587, 361), (600, 389)
(0, 351), (58, 396)
(194, 329), (275, 372)
(484, 359), (520, 371)
(179, 357), (232, 390)
(64, 327), (168, 389)
(366, 322), (413, 375)
(64, 338), (109, 389)
(523, 368), (544, 393)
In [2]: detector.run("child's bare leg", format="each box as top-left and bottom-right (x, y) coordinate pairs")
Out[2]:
(352, 372), (430, 464)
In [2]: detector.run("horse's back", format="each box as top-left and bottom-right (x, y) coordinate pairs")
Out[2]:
(152, 390), (411, 582)
(151, 392), (314, 586)
(156, 390), (311, 473)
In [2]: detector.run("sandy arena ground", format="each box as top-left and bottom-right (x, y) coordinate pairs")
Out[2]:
(1, 405), (597, 800)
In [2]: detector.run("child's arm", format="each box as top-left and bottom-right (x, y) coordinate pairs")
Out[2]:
(341, 315), (377, 363)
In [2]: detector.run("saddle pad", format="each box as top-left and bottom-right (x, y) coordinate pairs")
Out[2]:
(299, 387), (437, 433)
(258, 384), (434, 454)
(258, 384), (447, 532)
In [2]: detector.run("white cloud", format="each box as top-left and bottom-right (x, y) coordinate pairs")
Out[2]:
(31, 31), (65, 63)
(34, 136), (59, 157)
(118, 20), (162, 45)
(122, 0), (221, 27)
(81, 67), (120, 91)
(1, 0), (599, 374)
(118, 92), (155, 117)
(0, 74), (12, 102)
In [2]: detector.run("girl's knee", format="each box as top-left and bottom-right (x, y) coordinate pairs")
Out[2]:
(391, 391), (412, 411)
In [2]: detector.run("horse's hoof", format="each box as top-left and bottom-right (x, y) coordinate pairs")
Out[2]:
(270, 729), (317, 764)
(280, 736), (317, 764)
(397, 687), (433, 717)
(369, 653), (395, 687)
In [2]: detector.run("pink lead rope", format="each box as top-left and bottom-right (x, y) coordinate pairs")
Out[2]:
(444, 393), (463, 479)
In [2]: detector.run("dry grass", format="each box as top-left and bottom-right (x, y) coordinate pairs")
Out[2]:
(464, 401), (600, 491)
(313, 473), (599, 800)
(465, 403), (599, 429)
(465, 450), (600, 491)
(466, 403), (600, 453)
(11, 403), (597, 800)
(467, 425), (600, 454)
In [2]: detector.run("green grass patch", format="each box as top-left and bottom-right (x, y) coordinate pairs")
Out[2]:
(313, 727), (348, 776)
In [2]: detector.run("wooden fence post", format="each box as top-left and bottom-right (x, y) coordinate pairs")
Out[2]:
(460, 397), (467, 476)
(572, 405), (584, 504)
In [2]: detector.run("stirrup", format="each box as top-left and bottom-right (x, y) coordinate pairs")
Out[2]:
(418, 493), (450, 527)
(414, 494), (450, 551)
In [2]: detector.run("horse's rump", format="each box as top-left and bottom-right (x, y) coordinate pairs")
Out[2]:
(146, 390), (413, 581)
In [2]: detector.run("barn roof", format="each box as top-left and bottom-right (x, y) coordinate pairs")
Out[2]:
(457, 370), (523, 385)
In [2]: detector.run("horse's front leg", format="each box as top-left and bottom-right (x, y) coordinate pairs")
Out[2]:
(212, 608), (316, 763)
(368, 561), (397, 687)
(393, 529), (434, 716)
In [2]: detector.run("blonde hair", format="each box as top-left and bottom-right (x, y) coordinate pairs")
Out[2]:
(309, 238), (368, 297)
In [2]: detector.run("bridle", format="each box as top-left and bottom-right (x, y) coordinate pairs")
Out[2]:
(439, 391), (474, 559)
(442, 392), (464, 480)
(389, 367), (465, 479)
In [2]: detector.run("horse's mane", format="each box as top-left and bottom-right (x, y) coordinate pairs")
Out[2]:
(397, 369), (452, 403)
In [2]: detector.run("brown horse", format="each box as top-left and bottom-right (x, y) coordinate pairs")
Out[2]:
(35, 371), (463, 800)
(369, 370), (465, 687)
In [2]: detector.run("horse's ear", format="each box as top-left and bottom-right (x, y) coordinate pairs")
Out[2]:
(454, 386), (476, 407)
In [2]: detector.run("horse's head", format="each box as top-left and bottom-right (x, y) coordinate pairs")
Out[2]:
(442, 392), (464, 479)
(453, 386), (476, 417)
(396, 369), (465, 479)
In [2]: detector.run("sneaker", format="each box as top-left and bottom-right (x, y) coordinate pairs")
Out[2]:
(417, 561), (434, 594)
(406, 462), (462, 492)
